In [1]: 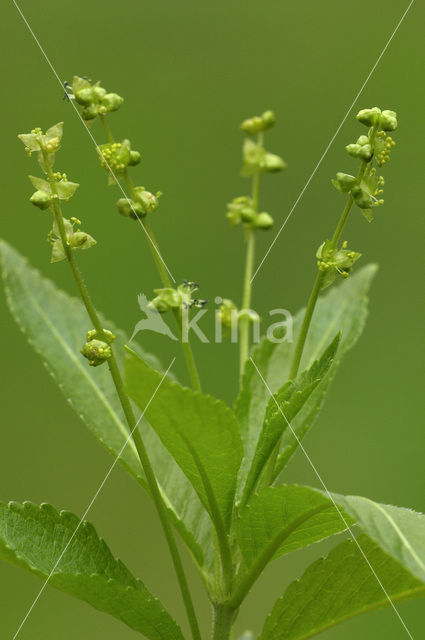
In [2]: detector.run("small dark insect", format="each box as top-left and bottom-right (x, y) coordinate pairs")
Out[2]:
(62, 80), (71, 101)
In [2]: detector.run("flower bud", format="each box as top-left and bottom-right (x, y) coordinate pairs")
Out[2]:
(356, 135), (370, 146)
(30, 189), (52, 210)
(148, 296), (169, 313)
(356, 107), (381, 126)
(101, 93), (124, 112)
(86, 328), (116, 344)
(69, 231), (96, 249)
(93, 86), (107, 100)
(129, 150), (141, 166)
(116, 197), (145, 219)
(134, 187), (160, 214)
(332, 172), (357, 193)
(218, 298), (237, 329)
(345, 143), (373, 161)
(351, 185), (374, 209)
(81, 339), (112, 367)
(262, 152), (287, 172)
(261, 110), (276, 130)
(254, 212), (274, 230)
(81, 104), (99, 120)
(240, 116), (263, 135)
(75, 87), (94, 106)
(380, 110), (398, 131)
(45, 136), (61, 153)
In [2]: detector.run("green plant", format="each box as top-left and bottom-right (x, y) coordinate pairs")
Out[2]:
(1, 78), (423, 640)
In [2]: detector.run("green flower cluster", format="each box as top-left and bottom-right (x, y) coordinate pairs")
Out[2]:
(18, 123), (96, 263)
(226, 196), (273, 230)
(70, 76), (124, 121)
(98, 139), (141, 182)
(81, 328), (116, 367)
(332, 107), (398, 222)
(47, 216), (96, 263)
(227, 110), (286, 232)
(149, 282), (207, 314)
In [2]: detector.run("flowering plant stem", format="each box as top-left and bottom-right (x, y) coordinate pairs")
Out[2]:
(99, 114), (202, 392)
(288, 124), (379, 380)
(239, 133), (262, 376)
(40, 144), (202, 640)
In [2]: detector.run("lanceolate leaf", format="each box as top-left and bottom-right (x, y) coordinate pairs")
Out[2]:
(125, 348), (243, 533)
(0, 240), (213, 571)
(237, 485), (352, 570)
(235, 264), (377, 490)
(0, 502), (184, 640)
(259, 534), (425, 640)
(240, 335), (339, 506)
(336, 495), (425, 583)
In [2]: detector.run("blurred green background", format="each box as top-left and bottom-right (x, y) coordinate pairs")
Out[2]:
(1, 0), (423, 638)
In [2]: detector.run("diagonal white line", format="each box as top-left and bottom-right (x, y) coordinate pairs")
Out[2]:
(10, 358), (175, 640)
(11, 0), (176, 283)
(249, 356), (414, 640)
(251, 0), (415, 284)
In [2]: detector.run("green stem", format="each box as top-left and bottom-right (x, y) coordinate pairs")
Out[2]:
(41, 147), (202, 640)
(239, 132), (262, 377)
(99, 117), (202, 391)
(212, 604), (235, 640)
(239, 228), (255, 376)
(288, 142), (376, 382)
(99, 113), (114, 143)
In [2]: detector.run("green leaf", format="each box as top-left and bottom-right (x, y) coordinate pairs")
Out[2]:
(240, 335), (339, 506)
(0, 502), (184, 640)
(336, 495), (425, 583)
(236, 264), (377, 490)
(29, 175), (51, 192)
(0, 240), (214, 573)
(237, 484), (352, 570)
(125, 348), (243, 532)
(18, 133), (40, 151)
(55, 180), (79, 200)
(45, 121), (64, 142)
(259, 534), (425, 640)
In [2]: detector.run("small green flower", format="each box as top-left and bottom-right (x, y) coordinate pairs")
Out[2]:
(71, 76), (124, 121)
(316, 240), (361, 288)
(148, 282), (206, 314)
(47, 216), (96, 263)
(217, 298), (238, 330)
